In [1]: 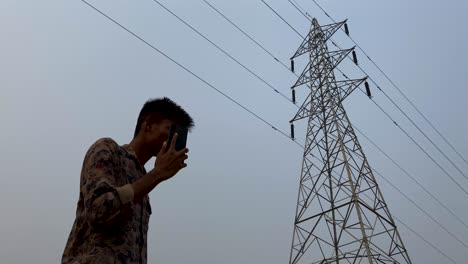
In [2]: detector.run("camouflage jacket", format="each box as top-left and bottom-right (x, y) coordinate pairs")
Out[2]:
(62, 138), (152, 264)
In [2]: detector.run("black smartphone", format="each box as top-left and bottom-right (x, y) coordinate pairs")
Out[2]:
(166, 124), (188, 152)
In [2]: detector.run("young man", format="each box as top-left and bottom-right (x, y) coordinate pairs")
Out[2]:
(62, 97), (194, 264)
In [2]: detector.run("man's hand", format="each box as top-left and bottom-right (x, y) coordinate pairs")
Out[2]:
(153, 133), (189, 182)
(131, 133), (189, 202)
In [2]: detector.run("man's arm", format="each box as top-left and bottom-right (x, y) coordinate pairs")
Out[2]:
(81, 138), (134, 228)
(81, 135), (189, 224)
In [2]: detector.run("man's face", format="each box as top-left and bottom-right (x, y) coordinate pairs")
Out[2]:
(145, 119), (173, 156)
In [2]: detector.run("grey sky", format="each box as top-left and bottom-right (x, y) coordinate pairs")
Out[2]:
(1, 0), (467, 263)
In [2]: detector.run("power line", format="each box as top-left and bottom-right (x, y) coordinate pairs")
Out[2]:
(201, 0), (292, 73)
(371, 164), (468, 249)
(354, 126), (468, 230)
(290, 0), (312, 19)
(260, 0), (304, 37)
(79, 0), (299, 149)
(374, 73), (468, 180)
(251, 0), (468, 256)
(394, 215), (457, 264)
(257, 0), (468, 256)
(331, 40), (468, 184)
(287, 0), (310, 21)
(201, 0), (468, 242)
(204, 0), (468, 231)
(266, 0), (468, 198)
(329, 40), (468, 198)
(150, 0), (294, 105)
(309, 0), (468, 167)
(319, 129), (468, 249)
(288, 0), (468, 184)
(331, 63), (468, 197)
(364, 84), (468, 197)
(284, 0), (468, 199)
(373, 72), (468, 180)
(78, 1), (460, 261)
(202, 0), (302, 80)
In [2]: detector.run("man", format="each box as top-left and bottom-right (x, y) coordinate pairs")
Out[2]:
(62, 97), (194, 264)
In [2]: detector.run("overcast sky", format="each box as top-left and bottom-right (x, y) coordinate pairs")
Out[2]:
(1, 0), (468, 263)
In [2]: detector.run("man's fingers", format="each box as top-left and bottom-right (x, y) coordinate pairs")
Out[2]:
(174, 151), (188, 162)
(173, 153), (188, 165)
(158, 141), (167, 156)
(169, 133), (178, 151)
(175, 148), (189, 157)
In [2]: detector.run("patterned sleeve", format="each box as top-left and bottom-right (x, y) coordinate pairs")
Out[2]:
(81, 138), (134, 228)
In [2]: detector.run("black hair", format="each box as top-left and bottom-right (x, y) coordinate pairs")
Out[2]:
(133, 97), (194, 138)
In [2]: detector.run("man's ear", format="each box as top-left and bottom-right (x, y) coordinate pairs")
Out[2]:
(143, 117), (153, 133)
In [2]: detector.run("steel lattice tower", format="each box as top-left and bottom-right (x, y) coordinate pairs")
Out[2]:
(288, 18), (412, 264)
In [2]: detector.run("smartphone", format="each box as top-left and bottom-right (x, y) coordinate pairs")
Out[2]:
(166, 124), (188, 152)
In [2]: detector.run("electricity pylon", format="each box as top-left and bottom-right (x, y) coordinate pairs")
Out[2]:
(288, 18), (412, 264)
